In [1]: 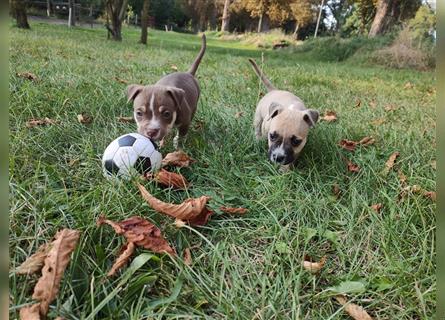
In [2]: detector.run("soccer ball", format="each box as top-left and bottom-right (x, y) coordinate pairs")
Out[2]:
(102, 133), (162, 178)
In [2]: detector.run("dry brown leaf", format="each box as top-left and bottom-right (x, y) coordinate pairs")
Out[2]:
(302, 256), (326, 273)
(19, 303), (41, 320)
(97, 215), (175, 255)
(32, 229), (80, 316)
(384, 152), (400, 173)
(161, 150), (195, 168)
(26, 118), (58, 128)
(17, 72), (37, 81)
(107, 242), (136, 277)
(339, 140), (357, 152)
(174, 219), (186, 228)
(431, 160), (436, 170)
(235, 111), (244, 118)
(358, 137), (375, 146)
(114, 77), (129, 84)
(219, 206), (248, 215)
(404, 82), (414, 89)
(370, 118), (385, 126)
(77, 113), (93, 124)
(171, 65), (178, 71)
(384, 104), (398, 112)
(183, 248), (192, 266)
(138, 183), (213, 226)
(321, 111), (337, 122)
(146, 168), (189, 189)
(347, 160), (360, 173)
(369, 100), (377, 109)
(370, 203), (382, 213)
(16, 244), (51, 275)
(117, 116), (135, 123)
(423, 191), (436, 202)
(354, 99), (361, 108)
(335, 295), (373, 320)
(398, 171), (407, 186)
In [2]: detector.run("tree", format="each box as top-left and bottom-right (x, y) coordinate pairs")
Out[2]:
(140, 0), (149, 44)
(221, 0), (231, 32)
(68, 0), (76, 27)
(105, 0), (128, 41)
(289, 0), (316, 38)
(368, 0), (391, 37)
(233, 0), (289, 32)
(10, 0), (30, 29)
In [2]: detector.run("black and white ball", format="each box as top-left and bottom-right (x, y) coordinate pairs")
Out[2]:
(102, 133), (162, 178)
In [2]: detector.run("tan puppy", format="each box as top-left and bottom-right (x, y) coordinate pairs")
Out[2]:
(127, 35), (206, 148)
(248, 59), (319, 168)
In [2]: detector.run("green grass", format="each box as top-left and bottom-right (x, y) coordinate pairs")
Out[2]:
(9, 22), (436, 319)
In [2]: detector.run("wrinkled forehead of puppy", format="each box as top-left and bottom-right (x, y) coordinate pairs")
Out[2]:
(269, 109), (312, 138)
(130, 85), (176, 109)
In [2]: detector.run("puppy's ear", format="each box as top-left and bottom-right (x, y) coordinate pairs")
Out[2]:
(303, 109), (319, 127)
(166, 87), (185, 109)
(269, 102), (283, 119)
(126, 85), (144, 102)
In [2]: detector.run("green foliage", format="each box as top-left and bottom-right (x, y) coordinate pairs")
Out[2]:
(407, 5), (436, 44)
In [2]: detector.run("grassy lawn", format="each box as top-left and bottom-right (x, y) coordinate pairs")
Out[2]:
(9, 22), (436, 319)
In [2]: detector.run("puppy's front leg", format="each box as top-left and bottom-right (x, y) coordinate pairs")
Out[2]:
(173, 125), (189, 150)
(254, 111), (263, 140)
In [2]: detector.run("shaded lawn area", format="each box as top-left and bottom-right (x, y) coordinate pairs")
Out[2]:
(10, 22), (435, 319)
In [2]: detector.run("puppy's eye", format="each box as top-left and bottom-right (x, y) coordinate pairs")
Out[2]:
(291, 136), (302, 147)
(162, 111), (171, 119)
(135, 111), (143, 117)
(269, 132), (278, 141)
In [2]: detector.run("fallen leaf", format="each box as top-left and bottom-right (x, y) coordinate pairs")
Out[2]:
(347, 160), (360, 173)
(19, 303), (41, 320)
(161, 150), (195, 168)
(171, 65), (178, 71)
(146, 168), (189, 189)
(107, 242), (136, 276)
(321, 111), (337, 122)
(354, 99), (361, 108)
(370, 203), (382, 213)
(369, 100), (377, 109)
(32, 229), (80, 316)
(138, 184), (213, 226)
(77, 113), (93, 124)
(398, 170), (407, 186)
(370, 118), (385, 126)
(332, 183), (341, 198)
(17, 72), (37, 81)
(384, 104), (398, 111)
(404, 82), (414, 89)
(68, 158), (80, 167)
(114, 77), (129, 84)
(339, 140), (357, 152)
(174, 219), (186, 228)
(335, 295), (373, 320)
(16, 244), (51, 275)
(384, 152), (400, 173)
(358, 137), (375, 146)
(97, 215), (175, 255)
(423, 191), (436, 202)
(219, 206), (248, 215)
(183, 248), (192, 266)
(116, 116), (135, 123)
(235, 111), (244, 118)
(26, 118), (58, 128)
(302, 255), (327, 273)
(431, 160), (436, 170)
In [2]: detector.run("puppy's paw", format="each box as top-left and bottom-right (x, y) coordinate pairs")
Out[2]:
(279, 164), (292, 173)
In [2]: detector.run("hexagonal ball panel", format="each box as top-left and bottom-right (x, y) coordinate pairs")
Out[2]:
(118, 135), (137, 147)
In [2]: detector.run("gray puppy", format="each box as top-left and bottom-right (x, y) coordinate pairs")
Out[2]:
(248, 58), (319, 168)
(127, 35), (206, 147)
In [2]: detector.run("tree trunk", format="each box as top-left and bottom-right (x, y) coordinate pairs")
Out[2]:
(140, 0), (149, 44)
(368, 0), (393, 37)
(314, 0), (324, 38)
(68, 0), (75, 27)
(257, 12), (263, 33)
(11, 0), (30, 29)
(105, 0), (128, 41)
(293, 22), (299, 39)
(46, 0), (51, 16)
(221, 0), (230, 32)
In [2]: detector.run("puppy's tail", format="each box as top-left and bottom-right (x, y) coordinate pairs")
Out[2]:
(188, 34), (206, 76)
(248, 58), (276, 92)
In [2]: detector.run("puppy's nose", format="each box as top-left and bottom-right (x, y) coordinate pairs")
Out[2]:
(275, 155), (285, 163)
(146, 129), (159, 138)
